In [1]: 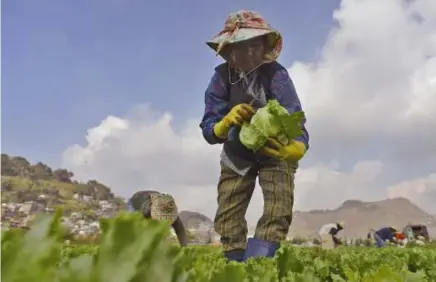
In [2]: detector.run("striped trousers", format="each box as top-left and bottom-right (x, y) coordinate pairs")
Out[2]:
(214, 160), (297, 251)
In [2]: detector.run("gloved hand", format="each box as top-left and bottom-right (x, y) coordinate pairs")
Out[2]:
(213, 103), (255, 139)
(260, 138), (306, 161)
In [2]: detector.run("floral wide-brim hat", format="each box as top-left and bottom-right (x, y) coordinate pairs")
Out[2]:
(206, 10), (283, 62)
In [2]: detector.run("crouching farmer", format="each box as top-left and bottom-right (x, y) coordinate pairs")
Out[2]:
(368, 226), (397, 248)
(127, 190), (188, 247)
(318, 222), (344, 249)
(200, 10), (309, 262)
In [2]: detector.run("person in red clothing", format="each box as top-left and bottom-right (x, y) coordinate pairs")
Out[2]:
(394, 232), (408, 247)
(394, 232), (407, 240)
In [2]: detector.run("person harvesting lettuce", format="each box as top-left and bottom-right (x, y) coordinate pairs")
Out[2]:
(126, 190), (188, 247)
(199, 10), (309, 262)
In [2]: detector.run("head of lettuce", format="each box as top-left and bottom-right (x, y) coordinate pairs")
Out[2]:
(239, 99), (305, 152)
(199, 10), (309, 263)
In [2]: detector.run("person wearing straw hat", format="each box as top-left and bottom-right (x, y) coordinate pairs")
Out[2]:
(200, 10), (309, 262)
(127, 190), (188, 246)
(318, 222), (344, 249)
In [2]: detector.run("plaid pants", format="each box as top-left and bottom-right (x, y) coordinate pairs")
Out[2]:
(214, 160), (296, 251)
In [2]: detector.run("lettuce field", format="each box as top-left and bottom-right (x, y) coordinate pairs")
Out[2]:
(2, 211), (436, 282)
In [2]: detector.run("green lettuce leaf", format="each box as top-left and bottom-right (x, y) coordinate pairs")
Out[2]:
(239, 99), (305, 151)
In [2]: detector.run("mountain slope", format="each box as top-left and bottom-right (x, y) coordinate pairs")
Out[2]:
(179, 210), (213, 229)
(288, 198), (436, 238)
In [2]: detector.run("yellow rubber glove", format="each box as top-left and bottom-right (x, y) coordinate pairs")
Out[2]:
(213, 103), (255, 139)
(261, 138), (307, 161)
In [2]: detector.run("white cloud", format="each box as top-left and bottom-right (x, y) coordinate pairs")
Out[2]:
(62, 0), (436, 226)
(62, 108), (394, 223)
(295, 161), (385, 211)
(387, 174), (436, 214)
(289, 0), (436, 161)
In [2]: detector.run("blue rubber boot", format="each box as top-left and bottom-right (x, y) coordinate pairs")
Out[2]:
(224, 249), (245, 262)
(243, 238), (280, 261)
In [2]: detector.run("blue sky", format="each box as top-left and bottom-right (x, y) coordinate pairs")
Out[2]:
(2, 0), (340, 166)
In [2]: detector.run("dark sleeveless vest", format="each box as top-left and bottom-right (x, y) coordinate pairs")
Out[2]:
(215, 61), (286, 171)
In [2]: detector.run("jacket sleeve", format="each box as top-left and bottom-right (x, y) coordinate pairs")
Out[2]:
(270, 68), (309, 150)
(199, 71), (229, 144)
(172, 216), (188, 247)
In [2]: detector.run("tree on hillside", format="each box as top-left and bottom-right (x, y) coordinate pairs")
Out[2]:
(30, 162), (53, 180)
(73, 183), (94, 196)
(53, 169), (73, 183)
(1, 154), (31, 177)
(1, 154), (15, 176)
(11, 156), (31, 176)
(87, 180), (114, 200)
(1, 153), (121, 207)
(2, 178), (14, 192)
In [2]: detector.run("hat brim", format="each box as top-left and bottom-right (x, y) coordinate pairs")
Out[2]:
(206, 29), (282, 61)
(207, 29), (273, 50)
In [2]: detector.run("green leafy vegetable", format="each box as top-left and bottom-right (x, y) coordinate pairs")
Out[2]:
(2, 211), (436, 281)
(239, 99), (306, 151)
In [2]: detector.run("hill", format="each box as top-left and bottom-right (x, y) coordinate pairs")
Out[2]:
(178, 210), (217, 244)
(178, 199), (435, 241)
(1, 154), (125, 233)
(1, 154), (123, 204)
(0, 154), (214, 243)
(288, 198), (436, 239)
(179, 210), (213, 229)
(4, 153), (434, 242)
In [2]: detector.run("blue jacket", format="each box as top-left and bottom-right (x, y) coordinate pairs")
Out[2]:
(375, 227), (395, 242)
